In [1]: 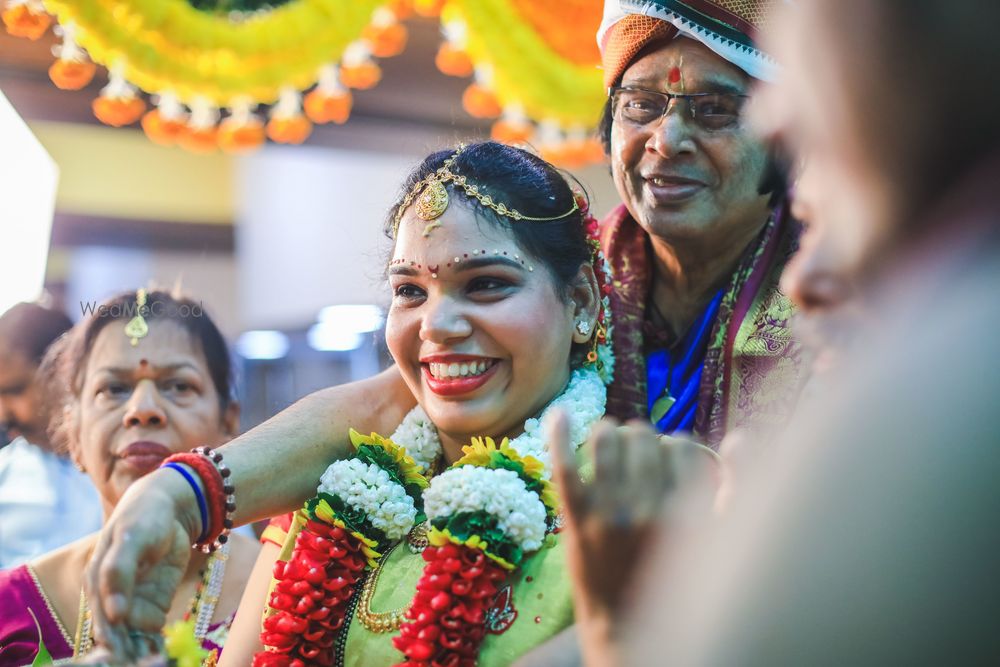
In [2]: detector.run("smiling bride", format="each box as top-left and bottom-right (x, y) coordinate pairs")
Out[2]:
(220, 141), (616, 667)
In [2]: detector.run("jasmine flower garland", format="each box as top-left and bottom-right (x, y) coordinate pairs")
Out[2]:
(422, 467), (548, 552)
(318, 458), (418, 541)
(386, 405), (441, 472)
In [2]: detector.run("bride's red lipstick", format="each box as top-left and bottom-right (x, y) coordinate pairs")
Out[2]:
(420, 355), (499, 397)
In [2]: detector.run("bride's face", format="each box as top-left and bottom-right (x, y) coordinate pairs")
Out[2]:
(386, 203), (578, 448)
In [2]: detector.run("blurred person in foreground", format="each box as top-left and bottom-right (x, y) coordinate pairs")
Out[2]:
(0, 291), (258, 665)
(552, 1), (1000, 664)
(0, 302), (102, 568)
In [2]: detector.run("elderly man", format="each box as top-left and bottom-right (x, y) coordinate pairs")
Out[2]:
(550, 0), (1000, 664)
(596, 0), (802, 443)
(79, 1), (808, 657)
(0, 302), (103, 567)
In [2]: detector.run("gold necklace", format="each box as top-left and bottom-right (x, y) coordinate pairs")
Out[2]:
(356, 520), (433, 633)
(356, 458), (441, 634)
(356, 541), (408, 633)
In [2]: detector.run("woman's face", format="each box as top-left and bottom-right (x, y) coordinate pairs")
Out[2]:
(386, 202), (585, 454)
(73, 320), (237, 515)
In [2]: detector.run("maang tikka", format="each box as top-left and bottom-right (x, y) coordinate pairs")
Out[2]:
(391, 144), (581, 238)
(124, 288), (149, 346)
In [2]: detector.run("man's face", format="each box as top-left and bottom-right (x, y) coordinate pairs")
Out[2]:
(610, 37), (773, 246)
(0, 344), (47, 447)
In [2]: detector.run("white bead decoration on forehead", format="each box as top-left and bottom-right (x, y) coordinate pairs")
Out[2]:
(388, 251), (534, 276)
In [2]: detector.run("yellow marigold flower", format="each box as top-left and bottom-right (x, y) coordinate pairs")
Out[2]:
(164, 619), (208, 667)
(313, 498), (337, 525)
(537, 482), (559, 514)
(456, 436), (496, 467)
(458, 437), (545, 478)
(349, 428), (429, 489)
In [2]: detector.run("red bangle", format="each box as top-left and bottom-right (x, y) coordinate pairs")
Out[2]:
(191, 446), (235, 551)
(163, 451), (228, 551)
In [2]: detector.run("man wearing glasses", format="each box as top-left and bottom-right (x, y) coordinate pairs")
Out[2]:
(597, 0), (804, 445)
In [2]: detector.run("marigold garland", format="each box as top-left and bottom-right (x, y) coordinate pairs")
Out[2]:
(4, 0), (608, 162)
(40, 0), (387, 105)
(442, 0), (605, 129)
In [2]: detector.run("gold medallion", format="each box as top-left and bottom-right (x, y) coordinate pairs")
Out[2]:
(414, 179), (449, 221)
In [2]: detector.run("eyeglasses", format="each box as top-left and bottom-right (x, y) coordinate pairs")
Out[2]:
(609, 85), (749, 132)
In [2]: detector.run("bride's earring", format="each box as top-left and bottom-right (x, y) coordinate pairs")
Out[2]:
(576, 320), (592, 337)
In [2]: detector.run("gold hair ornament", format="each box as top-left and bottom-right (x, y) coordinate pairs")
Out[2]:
(124, 288), (149, 346)
(392, 145), (580, 237)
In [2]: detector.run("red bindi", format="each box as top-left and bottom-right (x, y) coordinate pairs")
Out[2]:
(668, 67), (681, 85)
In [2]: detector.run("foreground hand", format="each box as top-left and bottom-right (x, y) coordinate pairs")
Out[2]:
(547, 414), (716, 622)
(84, 470), (196, 660)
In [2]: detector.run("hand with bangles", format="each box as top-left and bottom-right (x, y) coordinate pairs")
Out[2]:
(82, 469), (198, 661)
(547, 412), (718, 666)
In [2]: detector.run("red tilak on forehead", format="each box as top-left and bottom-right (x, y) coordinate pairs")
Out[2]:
(668, 67), (682, 85)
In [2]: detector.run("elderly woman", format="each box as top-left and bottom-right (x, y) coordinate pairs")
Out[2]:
(0, 291), (259, 665)
(79, 2), (808, 658)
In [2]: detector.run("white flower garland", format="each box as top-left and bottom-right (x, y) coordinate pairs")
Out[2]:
(318, 458), (417, 541)
(423, 467), (548, 551)
(313, 366), (607, 553)
(388, 405), (440, 473)
(513, 367), (606, 476)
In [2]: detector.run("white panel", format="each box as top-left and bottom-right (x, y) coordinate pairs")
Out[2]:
(236, 145), (417, 330)
(0, 91), (58, 314)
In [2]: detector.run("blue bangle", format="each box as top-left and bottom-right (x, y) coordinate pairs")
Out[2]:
(162, 462), (209, 544)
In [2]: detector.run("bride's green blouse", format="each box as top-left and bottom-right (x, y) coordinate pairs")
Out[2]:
(271, 510), (573, 667)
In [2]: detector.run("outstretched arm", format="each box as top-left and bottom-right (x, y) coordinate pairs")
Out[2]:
(85, 366), (414, 660)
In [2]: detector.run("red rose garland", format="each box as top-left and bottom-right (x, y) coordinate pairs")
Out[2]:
(392, 543), (507, 667)
(253, 520), (368, 667)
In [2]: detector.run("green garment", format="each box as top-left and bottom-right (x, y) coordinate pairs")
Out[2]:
(276, 512), (573, 667)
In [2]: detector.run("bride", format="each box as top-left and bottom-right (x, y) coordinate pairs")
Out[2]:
(221, 140), (616, 667)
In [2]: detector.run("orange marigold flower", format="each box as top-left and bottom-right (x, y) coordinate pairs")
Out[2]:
(141, 109), (185, 147)
(92, 96), (146, 127)
(462, 84), (501, 119)
(48, 59), (96, 90)
(435, 43), (473, 78)
(1, 4), (51, 40)
(266, 115), (312, 144)
(218, 118), (265, 154)
(363, 22), (407, 59)
(303, 89), (352, 125)
(340, 62), (381, 90)
(178, 125), (219, 154)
